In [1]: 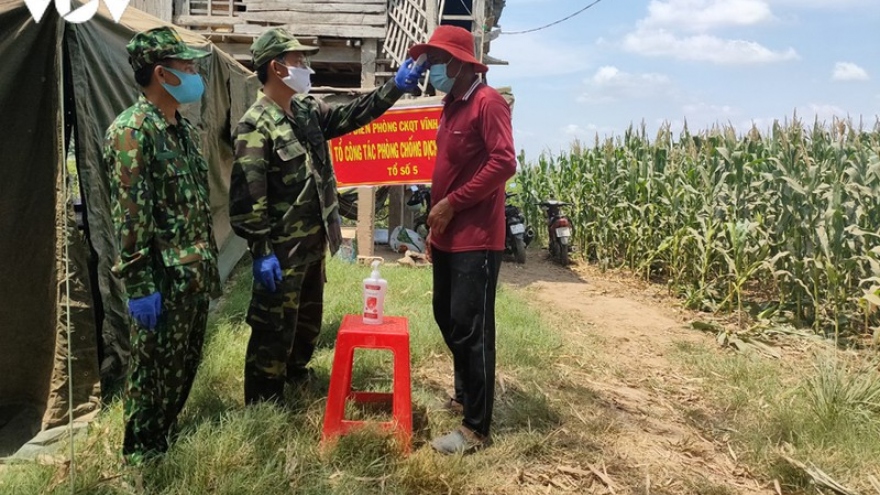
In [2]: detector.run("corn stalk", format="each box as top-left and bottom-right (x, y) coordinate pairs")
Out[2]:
(514, 118), (880, 338)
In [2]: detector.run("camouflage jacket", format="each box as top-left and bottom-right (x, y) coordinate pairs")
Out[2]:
(104, 96), (221, 301)
(229, 79), (403, 267)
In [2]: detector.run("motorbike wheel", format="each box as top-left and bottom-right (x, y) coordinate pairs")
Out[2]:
(558, 241), (570, 266)
(513, 236), (526, 264)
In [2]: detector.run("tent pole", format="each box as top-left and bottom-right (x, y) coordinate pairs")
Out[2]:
(59, 23), (76, 495)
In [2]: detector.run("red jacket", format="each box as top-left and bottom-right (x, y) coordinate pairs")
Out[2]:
(430, 80), (517, 252)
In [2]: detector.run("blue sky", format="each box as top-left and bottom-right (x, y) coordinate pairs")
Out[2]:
(486, 0), (880, 160)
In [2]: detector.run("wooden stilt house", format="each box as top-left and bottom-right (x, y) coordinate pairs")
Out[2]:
(130, 0), (510, 93)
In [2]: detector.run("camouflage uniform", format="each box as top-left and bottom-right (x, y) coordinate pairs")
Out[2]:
(104, 27), (220, 460)
(230, 28), (404, 403)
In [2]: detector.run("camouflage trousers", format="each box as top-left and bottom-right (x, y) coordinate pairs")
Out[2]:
(123, 294), (209, 459)
(244, 258), (325, 404)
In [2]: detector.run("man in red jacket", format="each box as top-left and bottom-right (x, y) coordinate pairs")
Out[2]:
(409, 25), (517, 454)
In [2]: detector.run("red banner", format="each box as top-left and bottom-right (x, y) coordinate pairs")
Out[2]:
(330, 105), (442, 187)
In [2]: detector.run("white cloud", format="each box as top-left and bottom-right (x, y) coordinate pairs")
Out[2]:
(682, 102), (740, 119)
(578, 66), (674, 104)
(623, 28), (798, 65)
(592, 66), (671, 86)
(562, 123), (615, 136)
(491, 32), (592, 78)
(620, 0), (798, 65)
(807, 103), (848, 122)
(737, 117), (778, 132)
(513, 128), (537, 139)
(642, 0), (775, 32)
(832, 62), (870, 81)
(563, 124), (588, 135)
(768, 0), (870, 7)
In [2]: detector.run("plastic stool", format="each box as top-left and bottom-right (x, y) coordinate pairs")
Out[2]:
(321, 314), (412, 450)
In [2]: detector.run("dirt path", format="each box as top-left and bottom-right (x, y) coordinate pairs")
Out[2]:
(499, 251), (774, 494)
(359, 236), (773, 493)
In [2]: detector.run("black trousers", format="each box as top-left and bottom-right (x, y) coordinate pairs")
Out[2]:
(432, 248), (502, 437)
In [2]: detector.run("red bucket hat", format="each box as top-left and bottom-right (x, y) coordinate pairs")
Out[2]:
(409, 25), (489, 73)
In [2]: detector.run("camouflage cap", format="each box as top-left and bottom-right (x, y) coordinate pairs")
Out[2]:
(250, 27), (319, 68)
(127, 27), (209, 71)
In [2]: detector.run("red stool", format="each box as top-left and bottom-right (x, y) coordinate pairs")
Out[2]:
(321, 314), (412, 451)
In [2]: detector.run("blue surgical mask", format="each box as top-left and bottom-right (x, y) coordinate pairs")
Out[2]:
(161, 67), (205, 104)
(429, 64), (455, 94)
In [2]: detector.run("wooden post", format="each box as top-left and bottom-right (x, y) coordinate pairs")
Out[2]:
(388, 186), (405, 235)
(361, 39), (377, 86)
(427, 0), (439, 33)
(356, 186), (375, 257)
(355, 39), (378, 258)
(474, 0), (486, 62)
(403, 186), (416, 229)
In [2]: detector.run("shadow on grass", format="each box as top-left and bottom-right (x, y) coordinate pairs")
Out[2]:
(418, 368), (603, 441)
(500, 382), (568, 434)
(316, 317), (343, 349)
(495, 387), (563, 435)
(208, 254), (253, 328)
(177, 393), (231, 434)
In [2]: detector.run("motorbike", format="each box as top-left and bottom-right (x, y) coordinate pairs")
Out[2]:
(504, 192), (534, 264)
(407, 185), (431, 239)
(407, 186), (534, 264)
(538, 200), (573, 266)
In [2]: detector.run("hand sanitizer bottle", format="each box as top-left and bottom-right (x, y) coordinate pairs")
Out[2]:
(363, 260), (387, 325)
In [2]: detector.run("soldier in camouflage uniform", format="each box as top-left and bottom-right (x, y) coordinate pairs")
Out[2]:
(229, 28), (427, 404)
(104, 27), (221, 462)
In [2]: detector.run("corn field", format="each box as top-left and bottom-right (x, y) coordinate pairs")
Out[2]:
(516, 119), (880, 338)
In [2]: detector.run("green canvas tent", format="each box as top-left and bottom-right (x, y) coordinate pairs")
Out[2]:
(0, 0), (257, 456)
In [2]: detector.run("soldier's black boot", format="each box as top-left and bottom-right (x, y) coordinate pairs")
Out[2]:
(244, 375), (284, 405)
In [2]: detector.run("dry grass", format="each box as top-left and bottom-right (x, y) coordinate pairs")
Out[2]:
(5, 253), (880, 494)
(672, 341), (880, 494)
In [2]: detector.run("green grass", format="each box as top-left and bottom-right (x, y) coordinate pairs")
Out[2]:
(0, 257), (563, 494)
(671, 341), (880, 493)
(8, 253), (880, 494)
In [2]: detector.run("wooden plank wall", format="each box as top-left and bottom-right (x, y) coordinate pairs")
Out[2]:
(131, 0), (173, 22)
(238, 0), (386, 38)
(186, 0), (245, 17)
(178, 0), (391, 39)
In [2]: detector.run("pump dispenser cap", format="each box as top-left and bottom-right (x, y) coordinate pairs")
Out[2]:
(370, 260), (381, 279)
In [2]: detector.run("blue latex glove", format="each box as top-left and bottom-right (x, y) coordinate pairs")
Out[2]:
(128, 292), (162, 331)
(254, 253), (283, 292)
(394, 57), (428, 92)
